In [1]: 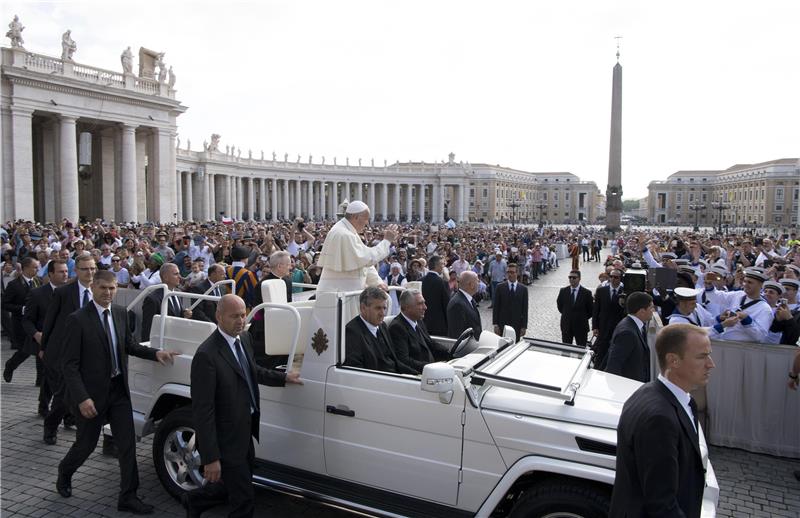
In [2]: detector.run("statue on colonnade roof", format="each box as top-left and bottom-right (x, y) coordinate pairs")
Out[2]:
(61, 30), (76, 61)
(6, 15), (24, 48)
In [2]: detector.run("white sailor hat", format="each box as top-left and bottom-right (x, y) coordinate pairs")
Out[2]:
(762, 280), (784, 294)
(709, 265), (728, 277)
(661, 252), (677, 260)
(674, 259), (690, 266)
(743, 268), (769, 282)
(779, 278), (800, 290)
(674, 287), (700, 300)
(787, 264), (800, 276)
(678, 265), (697, 276)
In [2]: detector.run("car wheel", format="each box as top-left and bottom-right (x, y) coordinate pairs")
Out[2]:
(508, 480), (610, 518)
(153, 406), (205, 499)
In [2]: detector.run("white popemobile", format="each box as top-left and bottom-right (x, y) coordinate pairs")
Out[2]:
(126, 280), (718, 518)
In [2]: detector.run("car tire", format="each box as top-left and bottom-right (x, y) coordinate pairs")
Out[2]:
(508, 480), (610, 518)
(153, 406), (205, 499)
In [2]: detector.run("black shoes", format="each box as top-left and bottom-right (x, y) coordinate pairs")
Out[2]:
(117, 496), (154, 515)
(38, 406), (49, 418)
(102, 434), (119, 458)
(3, 365), (12, 383)
(63, 414), (76, 430)
(56, 471), (72, 497)
(181, 492), (201, 518)
(43, 433), (57, 445)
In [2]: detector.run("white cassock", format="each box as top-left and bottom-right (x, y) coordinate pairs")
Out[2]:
(316, 218), (390, 294)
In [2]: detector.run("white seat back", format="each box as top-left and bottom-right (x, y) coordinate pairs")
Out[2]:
(147, 314), (217, 355)
(261, 279), (288, 304)
(263, 301), (315, 357)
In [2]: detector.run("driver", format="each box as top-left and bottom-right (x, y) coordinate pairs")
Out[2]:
(388, 289), (450, 373)
(344, 287), (416, 374)
(447, 271), (483, 341)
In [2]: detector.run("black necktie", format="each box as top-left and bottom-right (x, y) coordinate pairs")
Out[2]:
(171, 297), (181, 316)
(688, 397), (699, 432)
(81, 289), (90, 308)
(510, 282), (515, 293)
(572, 288), (577, 303)
(471, 299), (478, 312)
(416, 325), (433, 360)
(233, 338), (258, 412)
(641, 324), (648, 342)
(611, 287), (617, 301)
(103, 309), (120, 377)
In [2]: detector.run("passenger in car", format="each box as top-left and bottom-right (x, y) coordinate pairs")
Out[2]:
(388, 289), (450, 373)
(344, 287), (416, 375)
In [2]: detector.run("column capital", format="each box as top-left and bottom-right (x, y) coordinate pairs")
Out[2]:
(10, 106), (34, 117)
(58, 114), (78, 124)
(119, 122), (139, 132)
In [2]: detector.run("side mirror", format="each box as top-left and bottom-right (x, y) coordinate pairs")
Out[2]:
(421, 362), (455, 404)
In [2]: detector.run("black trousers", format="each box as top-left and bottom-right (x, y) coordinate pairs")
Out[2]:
(185, 441), (255, 518)
(561, 327), (588, 346)
(43, 365), (70, 434)
(58, 376), (140, 502)
(4, 350), (44, 379)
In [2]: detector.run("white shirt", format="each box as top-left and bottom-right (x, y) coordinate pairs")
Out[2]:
(401, 312), (418, 331)
(286, 239), (310, 257)
(78, 282), (93, 307)
(458, 289), (475, 305)
(628, 314), (646, 335)
(703, 288), (773, 342)
(359, 316), (379, 338)
(657, 374), (696, 432)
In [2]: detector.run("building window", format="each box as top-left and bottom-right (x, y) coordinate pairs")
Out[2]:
(776, 187), (784, 201)
(775, 205), (783, 211)
(775, 216), (782, 223)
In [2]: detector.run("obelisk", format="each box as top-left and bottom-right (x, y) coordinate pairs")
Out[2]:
(605, 43), (623, 231)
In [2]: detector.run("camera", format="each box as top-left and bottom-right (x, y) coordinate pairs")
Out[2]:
(778, 298), (788, 307)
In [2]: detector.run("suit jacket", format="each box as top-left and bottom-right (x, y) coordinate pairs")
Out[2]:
(21, 283), (54, 356)
(191, 329), (286, 466)
(493, 281), (529, 337)
(1, 275), (34, 349)
(388, 314), (450, 373)
(60, 303), (158, 411)
(140, 289), (187, 342)
(592, 284), (626, 340)
(610, 380), (705, 518)
(605, 316), (651, 383)
(343, 317), (416, 375)
(556, 285), (593, 334)
(421, 271), (450, 336)
(447, 290), (482, 341)
(770, 308), (800, 345)
(42, 281), (85, 369)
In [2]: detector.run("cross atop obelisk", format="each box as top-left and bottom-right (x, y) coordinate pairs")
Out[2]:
(605, 37), (623, 231)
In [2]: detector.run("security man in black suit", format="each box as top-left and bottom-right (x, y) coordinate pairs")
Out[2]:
(421, 255), (450, 336)
(189, 264), (228, 324)
(388, 288), (450, 373)
(591, 269), (626, 367)
(605, 292), (656, 383)
(492, 263), (529, 341)
(2, 256), (41, 383)
(184, 294), (301, 518)
(556, 269), (593, 346)
(42, 252), (96, 443)
(447, 271), (482, 341)
(344, 287), (416, 374)
(610, 323), (714, 518)
(22, 260), (69, 419)
(56, 270), (179, 514)
(141, 263), (195, 342)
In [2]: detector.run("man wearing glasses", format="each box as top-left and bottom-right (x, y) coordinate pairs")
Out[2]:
(110, 256), (130, 288)
(556, 270), (593, 346)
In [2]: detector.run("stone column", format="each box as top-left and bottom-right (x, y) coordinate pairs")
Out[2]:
(209, 174), (217, 220)
(307, 180), (314, 220)
(380, 183), (388, 222)
(186, 172), (194, 221)
(247, 177), (255, 220)
(459, 183), (467, 222)
(405, 184), (413, 222)
(257, 178), (265, 220)
(100, 129), (116, 221)
(295, 180), (302, 218)
(283, 179), (290, 220)
(418, 184), (425, 222)
(330, 181), (339, 217)
(41, 121), (57, 222)
(175, 171), (183, 220)
(271, 179), (278, 222)
(119, 124), (138, 222)
(368, 183), (375, 215)
(58, 114), (79, 222)
(317, 181), (325, 220)
(237, 177), (244, 219)
(393, 183), (401, 221)
(224, 175), (232, 218)
(203, 172), (211, 221)
(151, 128), (176, 221)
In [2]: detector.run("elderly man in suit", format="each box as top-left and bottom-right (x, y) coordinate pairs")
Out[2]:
(42, 252), (96, 444)
(556, 269), (593, 346)
(141, 263), (194, 342)
(22, 260), (69, 421)
(421, 255), (450, 336)
(183, 294), (301, 518)
(56, 270), (179, 514)
(388, 289), (450, 373)
(447, 271), (482, 341)
(493, 263), (529, 342)
(3, 256), (41, 384)
(610, 324), (714, 518)
(605, 292), (657, 383)
(344, 287), (416, 374)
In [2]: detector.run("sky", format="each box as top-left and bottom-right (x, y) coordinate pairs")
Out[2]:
(6, 0), (799, 199)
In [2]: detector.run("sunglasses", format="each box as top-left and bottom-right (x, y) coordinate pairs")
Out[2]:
(568, 276), (578, 279)
(112, 259), (120, 262)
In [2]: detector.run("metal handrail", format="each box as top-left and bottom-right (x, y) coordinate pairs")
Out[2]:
(186, 279), (235, 311)
(245, 302), (302, 372)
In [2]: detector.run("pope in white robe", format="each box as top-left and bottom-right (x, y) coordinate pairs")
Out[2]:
(316, 201), (399, 294)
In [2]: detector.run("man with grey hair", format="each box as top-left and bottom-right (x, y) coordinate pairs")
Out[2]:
(316, 200), (399, 293)
(388, 289), (450, 373)
(140, 263), (193, 342)
(447, 271), (483, 340)
(344, 287), (415, 374)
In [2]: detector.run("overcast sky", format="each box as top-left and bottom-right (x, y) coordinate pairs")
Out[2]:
(7, 0), (799, 198)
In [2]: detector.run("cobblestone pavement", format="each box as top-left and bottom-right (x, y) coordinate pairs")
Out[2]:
(2, 249), (799, 517)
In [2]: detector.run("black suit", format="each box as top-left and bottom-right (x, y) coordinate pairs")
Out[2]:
(447, 290), (482, 341)
(770, 308), (800, 345)
(344, 317), (416, 374)
(605, 316), (651, 383)
(388, 314), (450, 373)
(2, 276), (42, 379)
(58, 303), (159, 502)
(42, 281), (88, 436)
(188, 330), (286, 517)
(22, 283), (55, 411)
(140, 289), (189, 342)
(189, 279), (219, 324)
(421, 271), (450, 336)
(556, 285), (593, 346)
(610, 380), (705, 518)
(492, 281), (529, 341)
(592, 284), (626, 367)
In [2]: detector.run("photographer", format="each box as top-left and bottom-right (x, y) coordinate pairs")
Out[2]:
(704, 268), (772, 342)
(769, 278), (800, 345)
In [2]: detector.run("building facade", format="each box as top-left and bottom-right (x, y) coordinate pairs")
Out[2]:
(647, 159), (800, 229)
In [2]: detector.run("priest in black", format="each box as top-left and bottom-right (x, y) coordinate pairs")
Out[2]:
(388, 289), (450, 373)
(344, 287), (416, 374)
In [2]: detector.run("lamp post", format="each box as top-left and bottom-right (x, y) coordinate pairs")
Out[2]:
(689, 204), (702, 232)
(509, 194), (521, 229)
(536, 203), (547, 228)
(711, 198), (730, 235)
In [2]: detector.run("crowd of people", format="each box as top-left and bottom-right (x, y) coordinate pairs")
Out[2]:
(2, 209), (799, 516)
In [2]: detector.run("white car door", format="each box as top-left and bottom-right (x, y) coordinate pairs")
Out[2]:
(323, 366), (465, 506)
